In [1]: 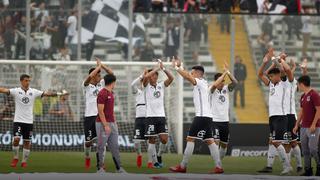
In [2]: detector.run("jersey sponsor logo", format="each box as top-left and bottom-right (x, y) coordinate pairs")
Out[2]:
(270, 88), (275, 96)
(197, 130), (206, 138)
(29, 92), (33, 96)
(153, 91), (161, 98)
(219, 95), (226, 103)
(222, 89), (227, 94)
(22, 97), (30, 104)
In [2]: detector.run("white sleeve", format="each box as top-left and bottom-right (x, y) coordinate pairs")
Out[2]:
(194, 78), (200, 87)
(131, 76), (142, 94)
(67, 16), (72, 23)
(9, 88), (18, 97)
(100, 79), (105, 87)
(34, 89), (44, 98)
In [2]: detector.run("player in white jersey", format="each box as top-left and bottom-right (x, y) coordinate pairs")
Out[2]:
(169, 58), (223, 174)
(0, 74), (59, 168)
(209, 63), (238, 160)
(259, 57), (305, 174)
(142, 60), (174, 168)
(257, 48), (294, 175)
(82, 58), (113, 169)
(131, 69), (148, 168)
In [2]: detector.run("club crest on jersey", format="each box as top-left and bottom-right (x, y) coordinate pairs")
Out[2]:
(197, 130), (206, 138)
(29, 92), (32, 96)
(153, 91), (161, 98)
(22, 97), (30, 104)
(219, 95), (226, 103)
(307, 96), (310, 102)
(270, 88), (275, 96)
(222, 89), (227, 94)
(93, 89), (99, 96)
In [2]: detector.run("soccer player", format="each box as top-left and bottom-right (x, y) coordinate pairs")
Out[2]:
(131, 69), (148, 168)
(257, 48), (294, 175)
(169, 58), (223, 174)
(82, 58), (113, 169)
(96, 73), (126, 173)
(293, 75), (320, 176)
(0, 74), (59, 168)
(259, 56), (304, 173)
(209, 63), (238, 160)
(142, 60), (174, 168)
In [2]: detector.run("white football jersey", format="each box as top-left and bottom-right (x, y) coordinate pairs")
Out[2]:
(135, 88), (146, 118)
(268, 81), (288, 117)
(284, 78), (297, 116)
(193, 78), (212, 118)
(210, 85), (229, 122)
(9, 87), (43, 124)
(145, 82), (166, 117)
(83, 79), (105, 117)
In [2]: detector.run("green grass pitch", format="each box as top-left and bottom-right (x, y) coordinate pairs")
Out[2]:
(0, 151), (302, 175)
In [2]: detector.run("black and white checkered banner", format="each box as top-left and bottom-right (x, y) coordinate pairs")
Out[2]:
(74, 0), (145, 44)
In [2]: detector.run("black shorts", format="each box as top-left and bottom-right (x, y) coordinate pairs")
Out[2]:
(188, 117), (216, 140)
(13, 122), (33, 140)
(133, 117), (146, 141)
(287, 114), (299, 142)
(84, 116), (97, 142)
(145, 117), (168, 137)
(269, 116), (288, 142)
(213, 122), (229, 143)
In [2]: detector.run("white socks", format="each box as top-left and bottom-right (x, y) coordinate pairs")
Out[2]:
(148, 143), (157, 163)
(291, 145), (302, 167)
(12, 146), (19, 159)
(208, 143), (222, 168)
(276, 145), (291, 169)
(84, 145), (91, 158)
(134, 142), (142, 155)
(180, 142), (195, 168)
(219, 147), (227, 160)
(22, 148), (30, 163)
(157, 142), (167, 157)
(267, 144), (277, 167)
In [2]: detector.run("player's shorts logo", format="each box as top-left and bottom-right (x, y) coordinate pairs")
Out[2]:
(22, 97), (30, 104)
(153, 91), (161, 98)
(197, 130), (206, 138)
(219, 95), (226, 103)
(270, 88), (275, 96)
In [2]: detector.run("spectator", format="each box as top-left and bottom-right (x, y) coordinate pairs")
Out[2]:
(134, 0), (151, 11)
(185, 15), (202, 62)
(49, 89), (73, 121)
(200, 14), (209, 43)
(301, 8), (312, 57)
(316, 0), (320, 15)
(3, 15), (14, 59)
(140, 40), (155, 61)
(55, 47), (70, 61)
(286, 0), (301, 14)
(199, 0), (208, 12)
(164, 20), (180, 59)
(56, 7), (68, 50)
(66, 10), (77, 60)
(14, 15), (26, 59)
(152, 0), (164, 12)
(261, 16), (273, 40)
(44, 15), (59, 59)
(283, 15), (302, 40)
(257, 32), (272, 54)
(219, 0), (233, 34)
(233, 56), (247, 108)
(31, 2), (49, 28)
(183, 0), (199, 12)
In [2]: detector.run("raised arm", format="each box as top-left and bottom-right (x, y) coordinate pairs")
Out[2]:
(265, 62), (276, 75)
(97, 56), (114, 75)
(223, 62), (238, 91)
(258, 55), (271, 86)
(142, 66), (160, 87)
(300, 58), (308, 75)
(172, 58), (197, 86)
(84, 59), (102, 86)
(279, 58), (294, 82)
(210, 71), (228, 93)
(43, 90), (60, 97)
(0, 87), (10, 95)
(131, 74), (144, 94)
(159, 60), (174, 87)
(290, 59), (297, 74)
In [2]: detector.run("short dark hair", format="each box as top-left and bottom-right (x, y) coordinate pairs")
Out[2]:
(297, 75), (311, 87)
(20, 74), (30, 81)
(104, 74), (116, 85)
(267, 68), (281, 75)
(148, 69), (158, 76)
(214, 73), (223, 80)
(191, 65), (205, 74)
(88, 68), (100, 74)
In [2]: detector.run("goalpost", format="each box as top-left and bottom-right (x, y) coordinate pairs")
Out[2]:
(0, 60), (184, 154)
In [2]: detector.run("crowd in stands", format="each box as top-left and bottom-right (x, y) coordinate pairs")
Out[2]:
(134, 0), (319, 14)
